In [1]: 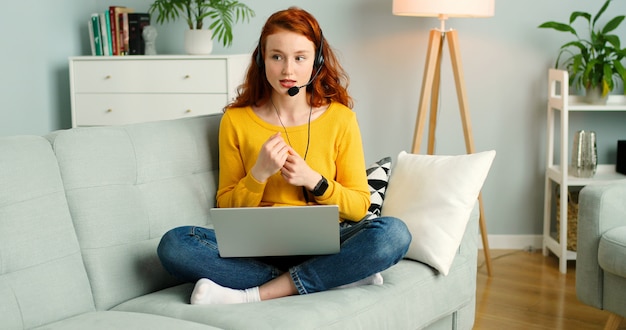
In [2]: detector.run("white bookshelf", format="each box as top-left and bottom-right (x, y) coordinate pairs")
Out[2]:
(542, 69), (626, 274)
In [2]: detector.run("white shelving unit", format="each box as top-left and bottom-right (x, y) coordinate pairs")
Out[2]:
(543, 69), (626, 274)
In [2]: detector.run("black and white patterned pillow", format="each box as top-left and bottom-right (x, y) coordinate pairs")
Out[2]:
(361, 157), (392, 220)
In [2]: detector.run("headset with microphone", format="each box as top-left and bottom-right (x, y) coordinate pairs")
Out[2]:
(255, 32), (325, 97)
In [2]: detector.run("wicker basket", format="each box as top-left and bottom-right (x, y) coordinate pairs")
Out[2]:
(555, 185), (579, 251)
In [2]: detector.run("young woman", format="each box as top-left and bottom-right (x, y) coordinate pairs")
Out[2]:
(157, 7), (411, 305)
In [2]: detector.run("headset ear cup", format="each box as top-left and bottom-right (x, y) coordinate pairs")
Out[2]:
(255, 47), (263, 68)
(314, 33), (325, 69)
(315, 54), (324, 69)
(255, 35), (263, 68)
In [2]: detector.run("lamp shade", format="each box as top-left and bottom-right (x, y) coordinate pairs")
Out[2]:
(393, 0), (494, 18)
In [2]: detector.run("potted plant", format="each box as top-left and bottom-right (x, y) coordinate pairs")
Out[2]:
(149, 0), (255, 54)
(538, 0), (626, 104)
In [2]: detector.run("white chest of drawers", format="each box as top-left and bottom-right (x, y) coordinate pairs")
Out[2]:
(69, 54), (249, 127)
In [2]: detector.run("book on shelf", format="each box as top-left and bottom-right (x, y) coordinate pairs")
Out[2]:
(104, 10), (113, 54)
(89, 13), (103, 56)
(116, 7), (134, 55)
(128, 13), (151, 55)
(87, 18), (96, 56)
(108, 6), (134, 55)
(118, 11), (129, 55)
(99, 12), (110, 56)
(108, 6), (119, 55)
(87, 7), (150, 56)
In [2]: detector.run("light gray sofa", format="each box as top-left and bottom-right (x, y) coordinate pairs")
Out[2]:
(576, 182), (626, 329)
(0, 114), (478, 330)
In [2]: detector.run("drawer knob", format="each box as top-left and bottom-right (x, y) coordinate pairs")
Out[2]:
(185, 109), (192, 113)
(184, 75), (191, 79)
(106, 109), (113, 113)
(105, 75), (112, 80)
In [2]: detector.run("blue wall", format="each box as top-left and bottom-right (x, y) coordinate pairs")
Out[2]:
(1, 0), (625, 240)
(0, 1), (94, 136)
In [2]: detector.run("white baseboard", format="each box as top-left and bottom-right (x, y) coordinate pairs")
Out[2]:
(478, 235), (543, 250)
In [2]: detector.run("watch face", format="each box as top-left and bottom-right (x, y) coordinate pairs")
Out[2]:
(313, 177), (329, 196)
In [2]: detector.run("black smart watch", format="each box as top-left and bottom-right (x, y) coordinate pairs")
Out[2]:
(311, 176), (329, 196)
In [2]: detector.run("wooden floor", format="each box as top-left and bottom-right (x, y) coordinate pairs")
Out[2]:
(475, 249), (626, 330)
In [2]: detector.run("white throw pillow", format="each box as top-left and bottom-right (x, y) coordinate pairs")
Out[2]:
(381, 150), (496, 275)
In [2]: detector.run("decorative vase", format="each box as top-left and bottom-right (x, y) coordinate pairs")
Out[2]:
(584, 85), (608, 105)
(184, 29), (213, 55)
(570, 130), (597, 178)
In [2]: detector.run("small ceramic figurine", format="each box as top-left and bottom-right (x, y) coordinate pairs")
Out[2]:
(143, 26), (157, 55)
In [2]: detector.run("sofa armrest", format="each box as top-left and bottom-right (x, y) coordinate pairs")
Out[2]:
(576, 182), (626, 308)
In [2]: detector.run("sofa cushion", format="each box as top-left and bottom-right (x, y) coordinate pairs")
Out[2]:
(49, 115), (222, 310)
(113, 206), (478, 330)
(114, 247), (475, 329)
(0, 136), (95, 329)
(382, 150), (495, 275)
(362, 156), (392, 220)
(598, 226), (626, 277)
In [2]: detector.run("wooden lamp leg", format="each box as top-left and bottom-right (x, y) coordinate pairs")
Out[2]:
(412, 29), (442, 154)
(605, 313), (623, 330)
(412, 28), (494, 277)
(447, 30), (475, 153)
(427, 32), (445, 156)
(447, 29), (493, 277)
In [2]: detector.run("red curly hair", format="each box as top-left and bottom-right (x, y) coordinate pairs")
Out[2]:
(226, 7), (353, 110)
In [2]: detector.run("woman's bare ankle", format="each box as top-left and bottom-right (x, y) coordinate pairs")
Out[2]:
(259, 273), (298, 301)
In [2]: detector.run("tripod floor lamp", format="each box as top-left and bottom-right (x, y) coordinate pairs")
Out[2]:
(393, 0), (495, 276)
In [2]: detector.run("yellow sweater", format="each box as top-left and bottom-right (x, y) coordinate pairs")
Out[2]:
(217, 102), (370, 222)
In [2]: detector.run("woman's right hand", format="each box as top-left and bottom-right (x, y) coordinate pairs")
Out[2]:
(251, 132), (290, 183)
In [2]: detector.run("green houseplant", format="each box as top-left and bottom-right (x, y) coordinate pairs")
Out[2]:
(538, 0), (626, 102)
(149, 0), (254, 52)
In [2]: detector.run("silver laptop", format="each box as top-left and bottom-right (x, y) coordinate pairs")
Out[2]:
(210, 205), (340, 257)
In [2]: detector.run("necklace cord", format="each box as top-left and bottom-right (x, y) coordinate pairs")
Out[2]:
(270, 98), (312, 161)
(270, 97), (313, 203)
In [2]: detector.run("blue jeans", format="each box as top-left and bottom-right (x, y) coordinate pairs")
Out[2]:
(157, 216), (411, 295)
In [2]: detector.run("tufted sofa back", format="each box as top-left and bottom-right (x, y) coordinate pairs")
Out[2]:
(0, 136), (96, 328)
(49, 114), (221, 310)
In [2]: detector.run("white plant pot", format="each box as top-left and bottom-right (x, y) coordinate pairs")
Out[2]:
(584, 85), (608, 105)
(184, 29), (213, 55)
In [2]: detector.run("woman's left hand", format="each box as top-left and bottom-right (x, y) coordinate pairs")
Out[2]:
(280, 148), (322, 191)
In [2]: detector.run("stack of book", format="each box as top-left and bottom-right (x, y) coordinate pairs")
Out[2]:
(88, 6), (151, 56)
